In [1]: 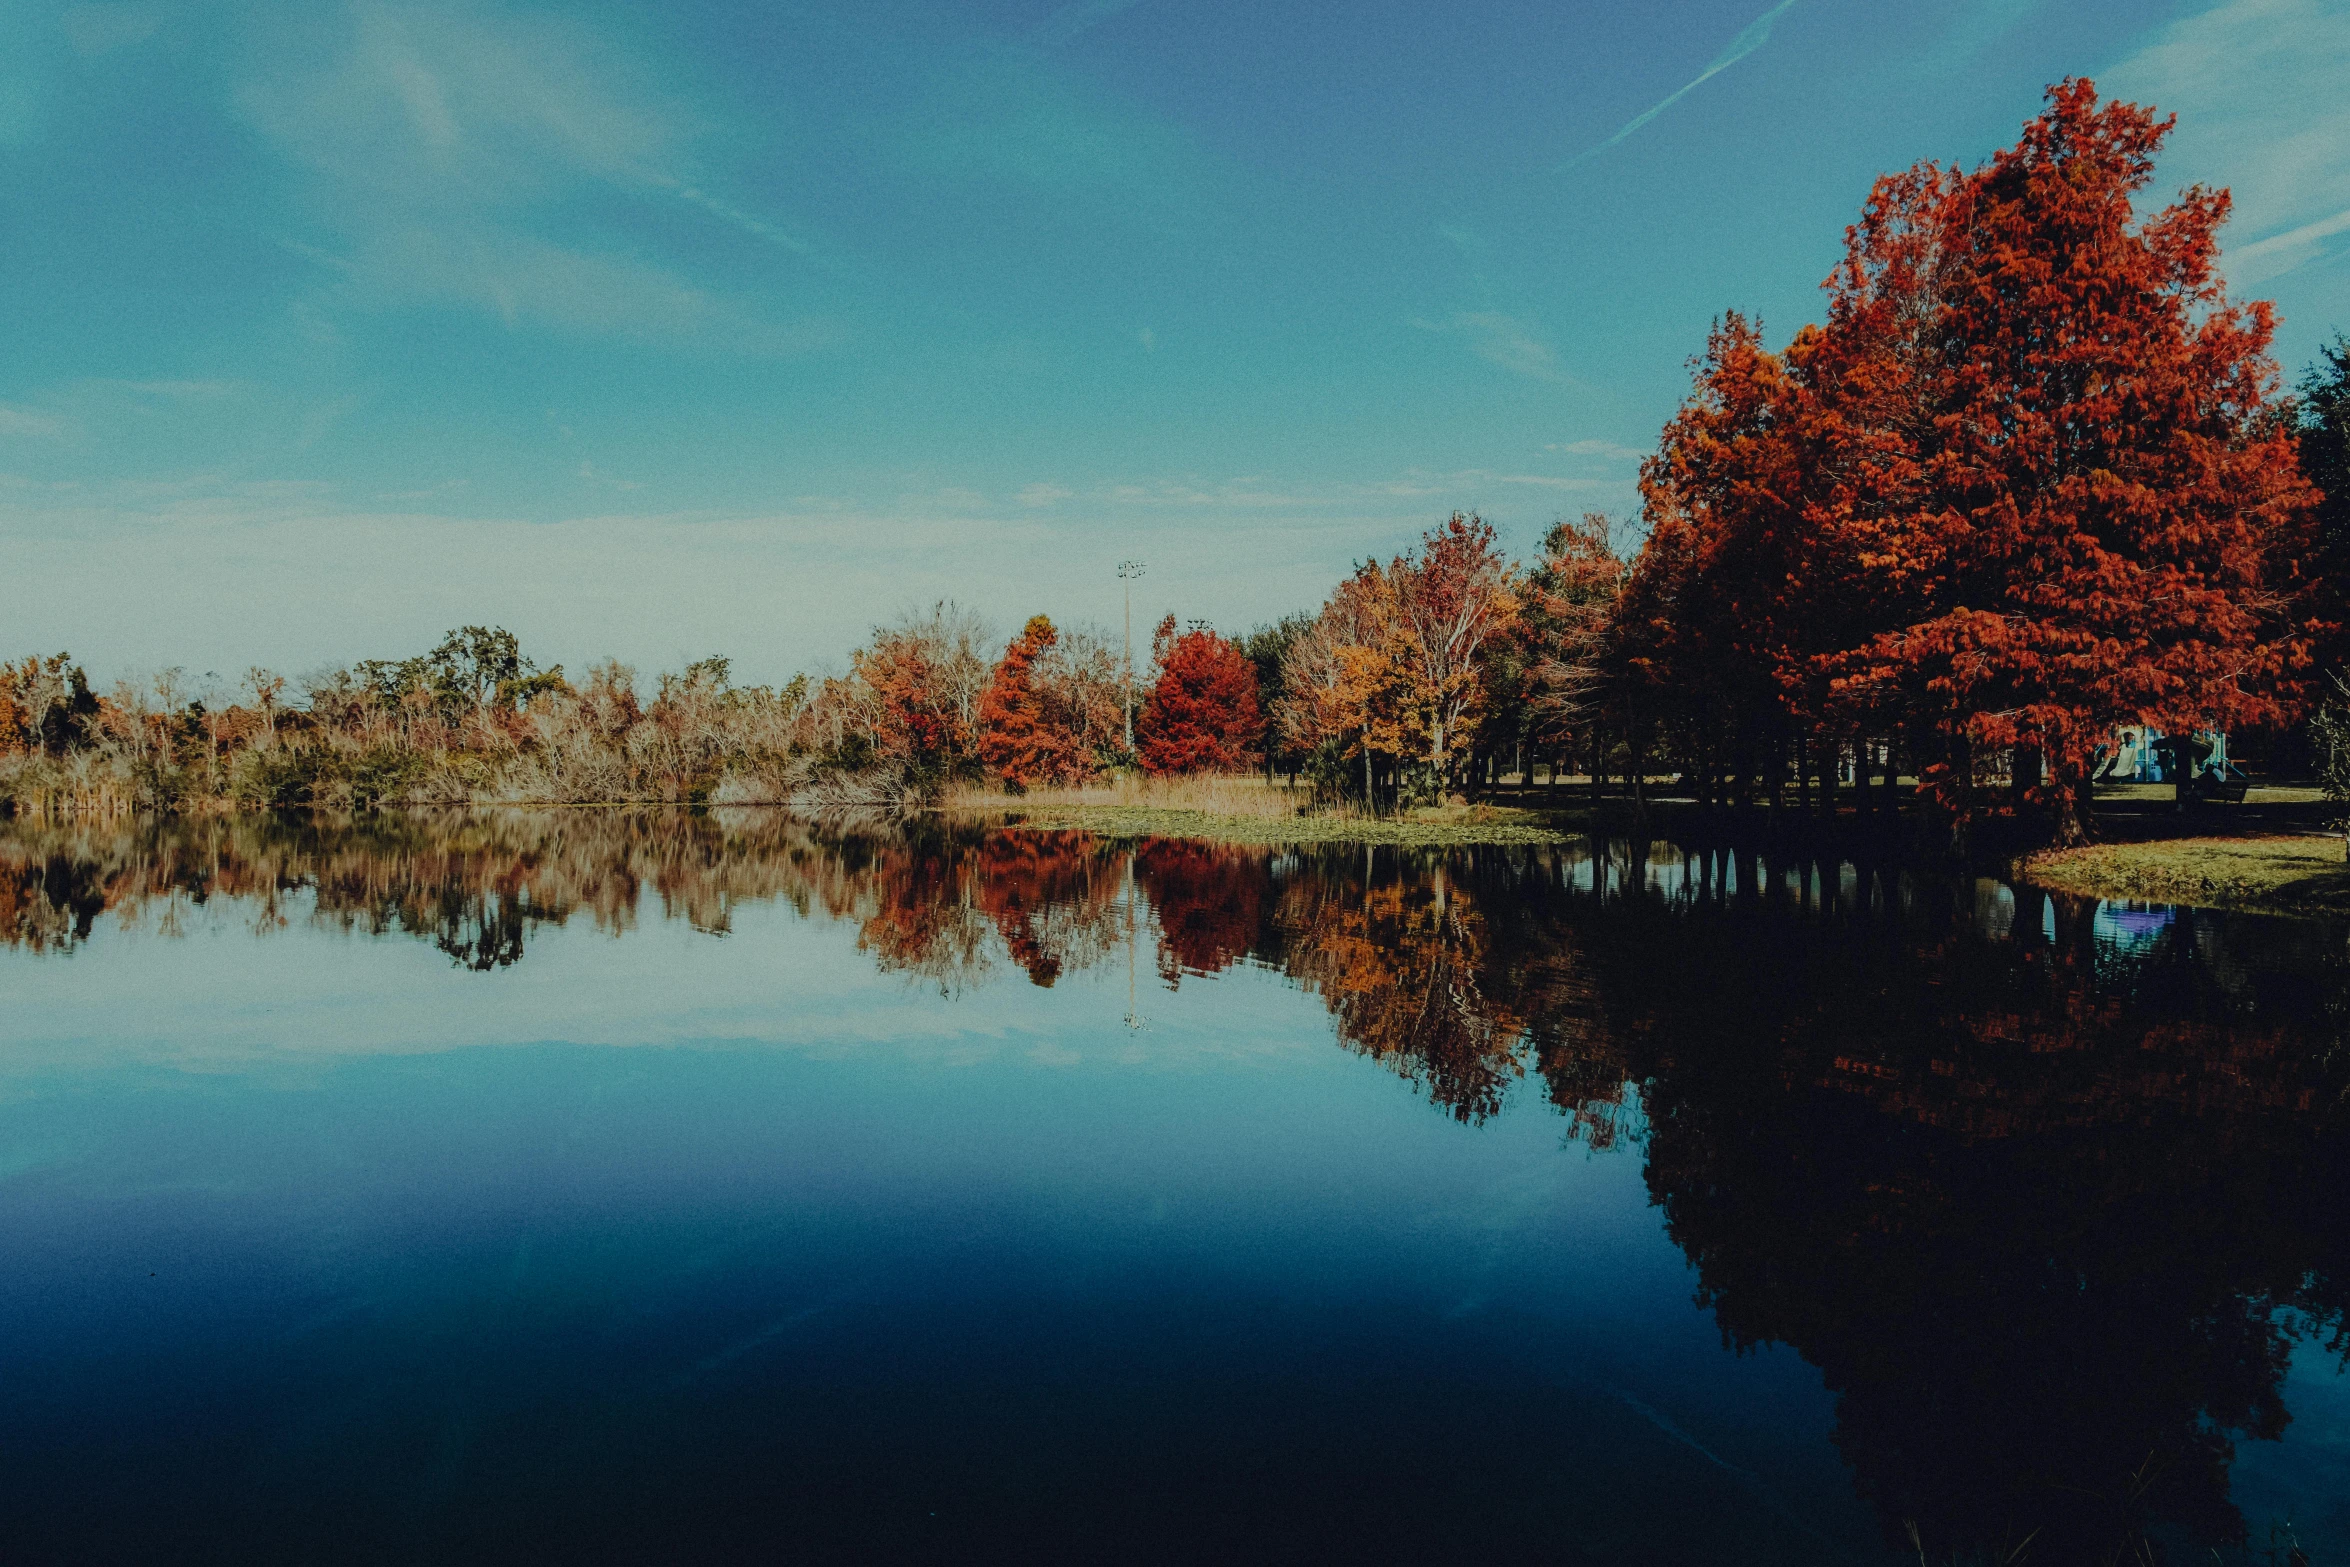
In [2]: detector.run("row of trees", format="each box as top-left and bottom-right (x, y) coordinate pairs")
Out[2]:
(7, 83), (2345, 845)
(809, 602), (1267, 790)
(1270, 80), (2350, 847)
(0, 602), (1273, 814)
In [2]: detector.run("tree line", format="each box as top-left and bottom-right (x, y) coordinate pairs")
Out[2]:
(5, 81), (2346, 848)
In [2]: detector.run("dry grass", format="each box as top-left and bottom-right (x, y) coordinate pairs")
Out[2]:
(2092, 782), (2323, 805)
(943, 775), (1572, 845)
(2018, 834), (2350, 917)
(945, 773), (1327, 820)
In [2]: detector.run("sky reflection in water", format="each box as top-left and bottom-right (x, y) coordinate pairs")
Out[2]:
(3, 811), (2348, 1564)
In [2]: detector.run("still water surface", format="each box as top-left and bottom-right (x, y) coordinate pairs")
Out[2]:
(3, 811), (2347, 1564)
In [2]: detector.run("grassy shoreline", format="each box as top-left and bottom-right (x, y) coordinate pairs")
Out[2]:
(959, 800), (1573, 846)
(944, 776), (1578, 846)
(2015, 834), (2350, 918)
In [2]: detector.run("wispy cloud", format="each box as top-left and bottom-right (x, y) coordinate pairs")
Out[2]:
(1547, 438), (1645, 461)
(236, 4), (830, 352)
(1412, 311), (1568, 382)
(61, 4), (163, 57)
(95, 379), (242, 400)
(2231, 204), (2350, 263)
(668, 184), (815, 256)
(0, 404), (67, 439)
(1561, 0), (1799, 169)
(1493, 474), (1607, 490)
(1017, 482), (1074, 506)
(1032, 0), (1147, 49)
(2103, 0), (2350, 284)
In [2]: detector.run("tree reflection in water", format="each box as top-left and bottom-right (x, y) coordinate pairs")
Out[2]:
(5, 810), (2347, 1557)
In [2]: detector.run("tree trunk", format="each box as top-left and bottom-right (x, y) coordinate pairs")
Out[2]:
(1948, 731), (1973, 859)
(2045, 751), (2093, 847)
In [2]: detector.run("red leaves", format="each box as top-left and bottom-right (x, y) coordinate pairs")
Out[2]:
(1138, 616), (1264, 775)
(1626, 78), (2319, 844)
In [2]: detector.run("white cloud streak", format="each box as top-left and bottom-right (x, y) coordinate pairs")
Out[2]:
(236, 4), (829, 352)
(1411, 312), (1569, 383)
(2102, 0), (2350, 284)
(1032, 0), (1147, 48)
(1562, 0), (1799, 169)
(0, 404), (67, 439)
(1547, 438), (1646, 461)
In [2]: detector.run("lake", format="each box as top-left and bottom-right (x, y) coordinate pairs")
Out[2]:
(4, 810), (2346, 1564)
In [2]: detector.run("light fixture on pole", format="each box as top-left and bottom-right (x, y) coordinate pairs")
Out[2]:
(1117, 559), (1146, 756)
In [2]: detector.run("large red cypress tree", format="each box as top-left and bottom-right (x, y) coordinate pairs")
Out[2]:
(1823, 80), (2317, 845)
(1137, 617), (1265, 775)
(1624, 80), (2317, 847)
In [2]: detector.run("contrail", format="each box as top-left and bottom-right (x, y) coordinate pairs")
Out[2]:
(1033, 0), (1145, 47)
(673, 184), (815, 257)
(1562, 0), (1800, 169)
(2231, 204), (2350, 264)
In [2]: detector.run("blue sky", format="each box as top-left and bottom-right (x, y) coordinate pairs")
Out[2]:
(4, 0), (2348, 687)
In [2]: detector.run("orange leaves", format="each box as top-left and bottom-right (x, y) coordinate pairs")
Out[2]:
(976, 616), (1094, 788)
(842, 603), (992, 780)
(1278, 514), (1519, 793)
(1278, 562), (1401, 766)
(1388, 513), (1520, 777)
(1519, 513), (1624, 750)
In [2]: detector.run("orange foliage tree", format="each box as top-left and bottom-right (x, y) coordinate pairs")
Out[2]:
(977, 616), (1093, 788)
(847, 603), (991, 782)
(1276, 562), (1407, 800)
(1830, 81), (2314, 844)
(1276, 515), (1520, 804)
(1386, 513), (1519, 788)
(1517, 512), (1627, 784)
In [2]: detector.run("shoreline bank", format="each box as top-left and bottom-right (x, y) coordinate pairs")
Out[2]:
(2012, 835), (2350, 919)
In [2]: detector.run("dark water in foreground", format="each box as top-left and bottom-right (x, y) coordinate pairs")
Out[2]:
(3, 811), (2347, 1565)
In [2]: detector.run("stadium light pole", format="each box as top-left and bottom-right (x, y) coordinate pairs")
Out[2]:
(1118, 560), (1146, 756)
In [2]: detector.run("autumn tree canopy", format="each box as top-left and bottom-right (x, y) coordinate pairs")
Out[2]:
(1138, 617), (1264, 775)
(1625, 79), (2318, 846)
(976, 617), (1092, 788)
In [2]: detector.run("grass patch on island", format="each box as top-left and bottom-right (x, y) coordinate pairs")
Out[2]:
(2018, 834), (2350, 917)
(955, 799), (1572, 846)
